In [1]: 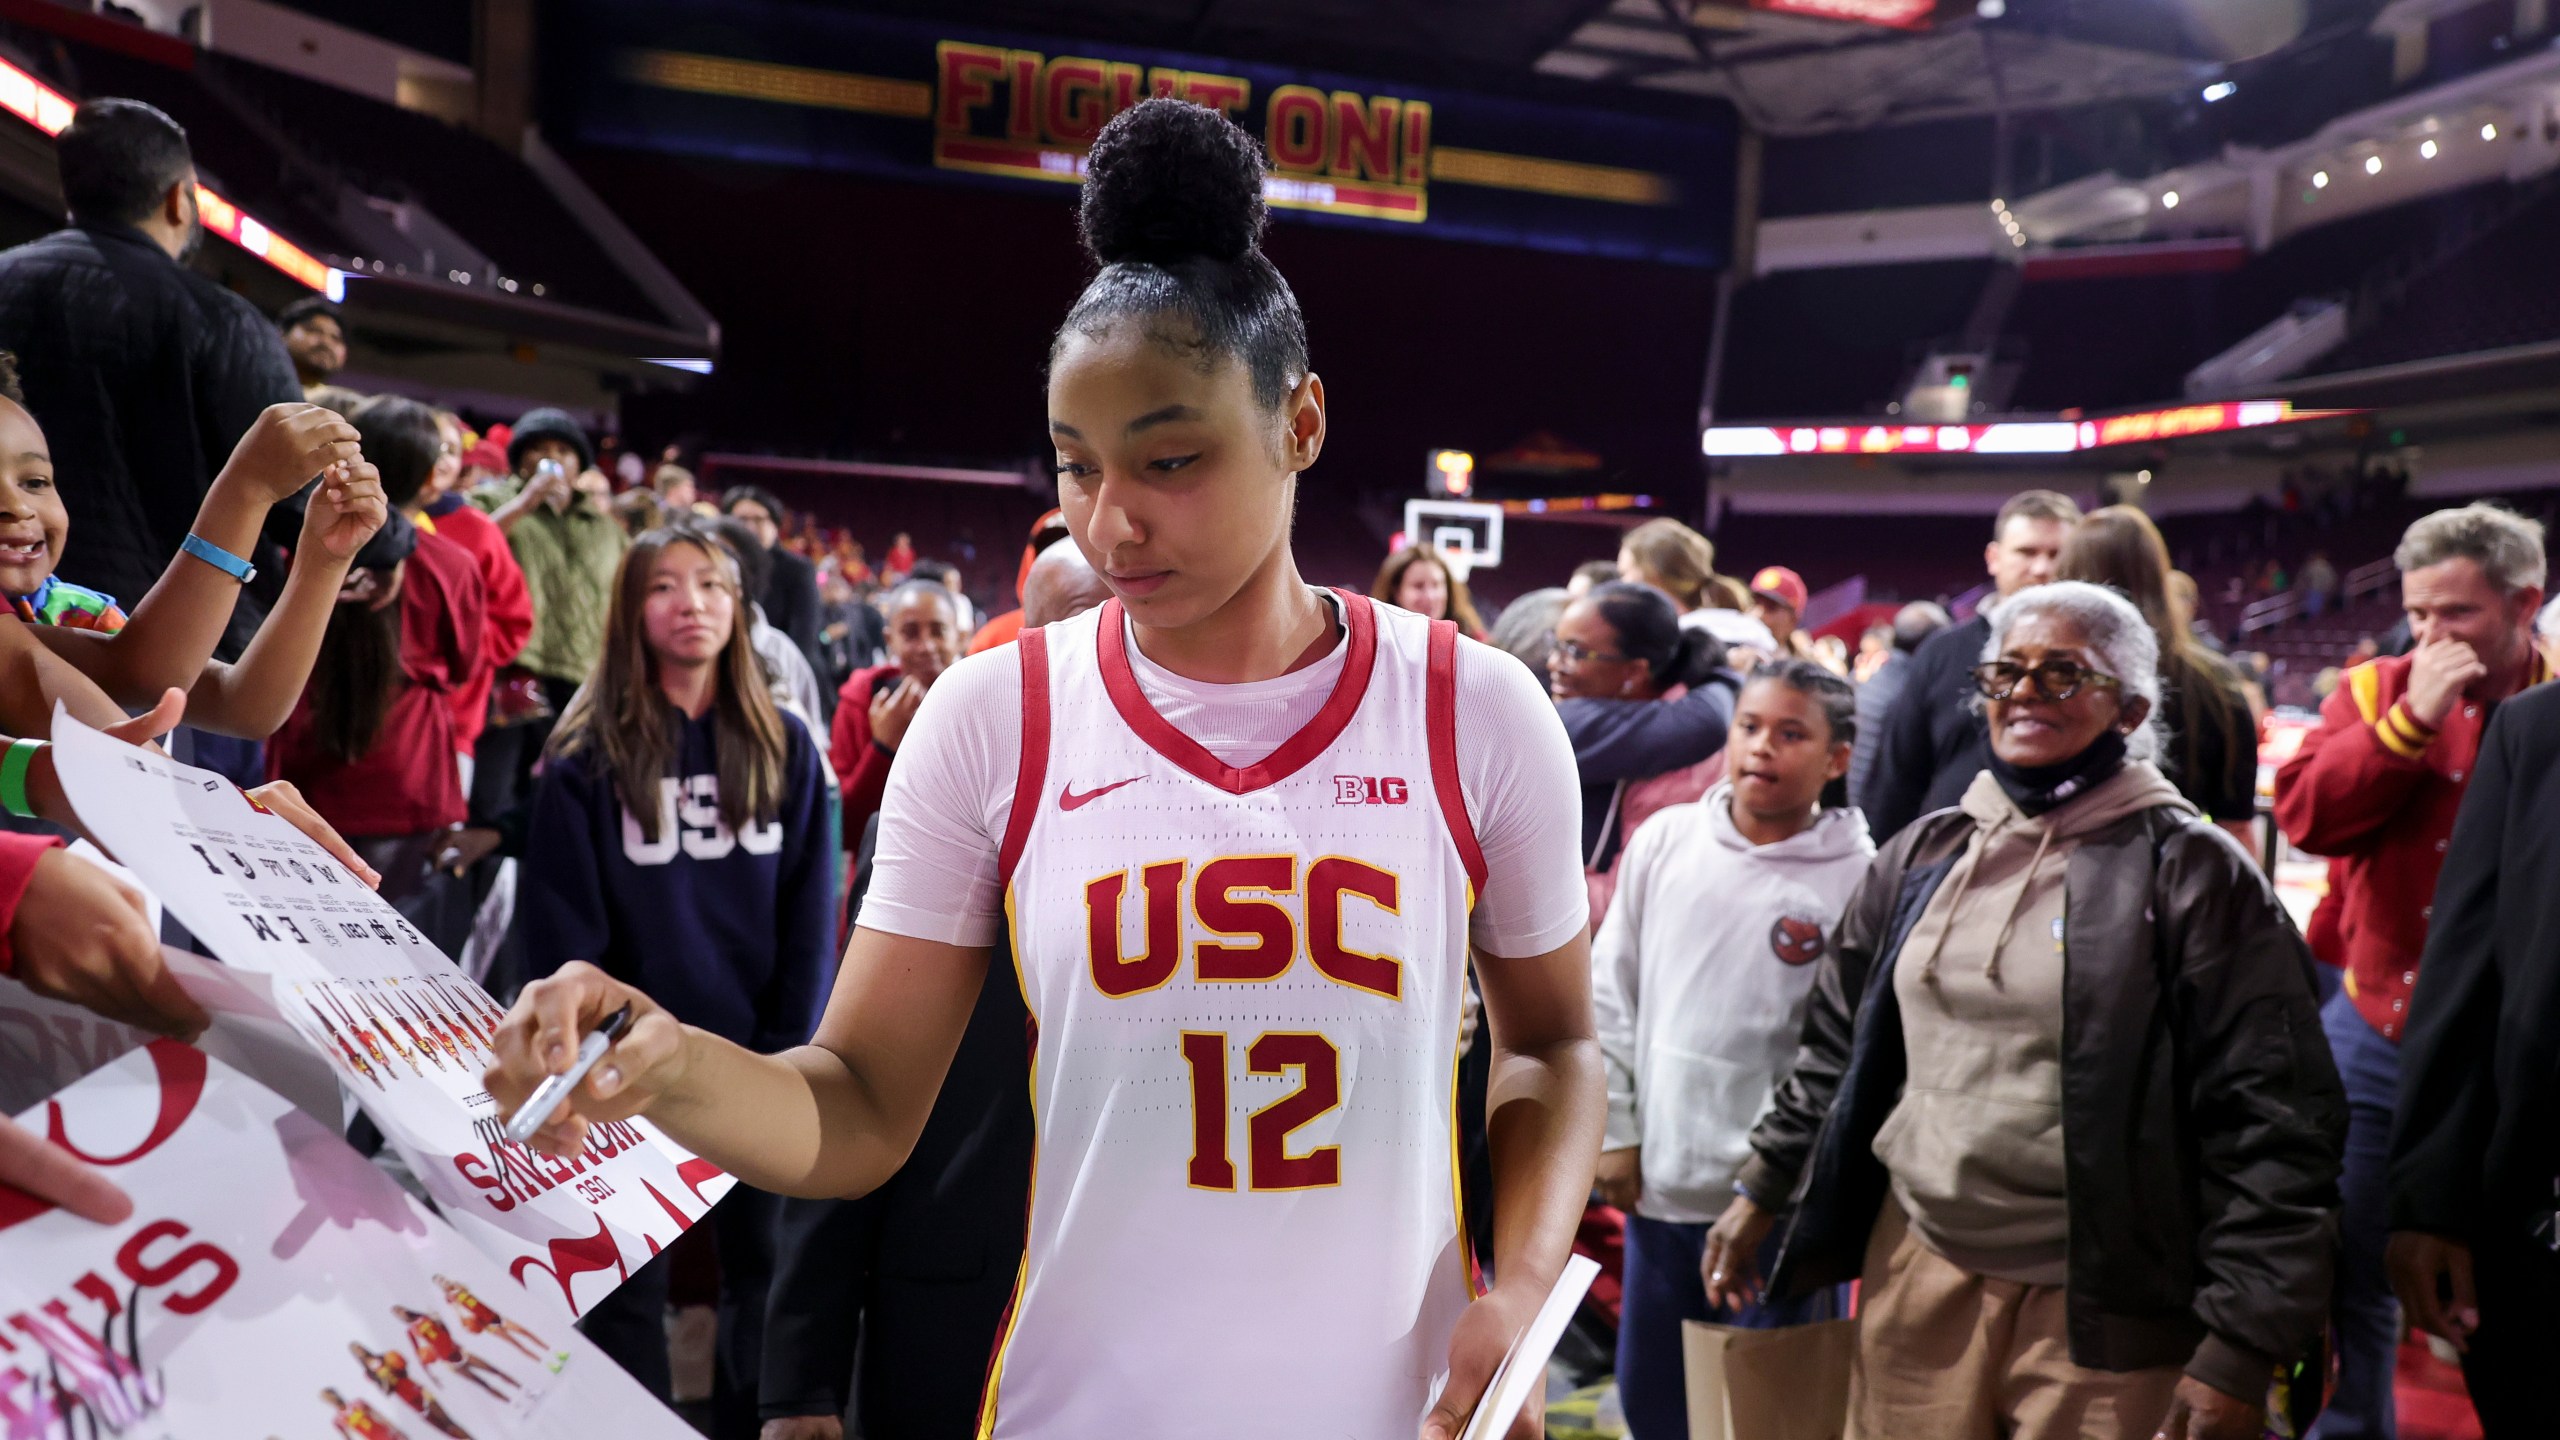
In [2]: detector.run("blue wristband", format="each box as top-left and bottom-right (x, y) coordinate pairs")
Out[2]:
(181, 533), (257, 585)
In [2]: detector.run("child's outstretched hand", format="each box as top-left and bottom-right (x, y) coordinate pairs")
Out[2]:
(299, 458), (389, 564)
(219, 403), (363, 505)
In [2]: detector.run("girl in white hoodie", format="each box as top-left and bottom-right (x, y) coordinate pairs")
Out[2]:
(1592, 659), (1876, 1439)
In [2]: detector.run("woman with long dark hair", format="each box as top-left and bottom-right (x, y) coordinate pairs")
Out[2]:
(2057, 505), (2259, 844)
(1372, 544), (1487, 639)
(487, 98), (1597, 1440)
(517, 521), (834, 1433)
(266, 398), (486, 950)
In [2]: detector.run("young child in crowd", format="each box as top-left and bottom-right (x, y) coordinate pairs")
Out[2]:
(408, 405), (533, 792)
(0, 351), (389, 739)
(265, 397), (486, 950)
(1591, 658), (1876, 1440)
(515, 521), (833, 1427)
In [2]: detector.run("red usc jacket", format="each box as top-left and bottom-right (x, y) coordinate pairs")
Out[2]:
(2273, 652), (2548, 1040)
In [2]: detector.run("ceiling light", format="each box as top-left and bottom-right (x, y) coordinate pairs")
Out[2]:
(2161, 190), (2180, 209)
(1976, 0), (2004, 16)
(2312, 169), (2330, 188)
(2202, 82), (2236, 103)
(2011, 233), (2027, 247)
(2365, 154), (2383, 175)
(2420, 139), (2438, 158)
(2483, 122), (2499, 140)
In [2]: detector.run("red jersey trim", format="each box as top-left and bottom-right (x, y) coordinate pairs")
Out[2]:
(996, 628), (1051, 886)
(1425, 619), (1489, 896)
(1094, 589), (1378, 796)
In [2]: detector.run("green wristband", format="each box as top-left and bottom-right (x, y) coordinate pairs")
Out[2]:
(0, 738), (45, 819)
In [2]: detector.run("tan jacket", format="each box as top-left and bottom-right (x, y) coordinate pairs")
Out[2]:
(1873, 761), (2195, 1283)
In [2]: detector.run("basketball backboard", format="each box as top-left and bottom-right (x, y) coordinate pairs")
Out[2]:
(1402, 499), (1504, 579)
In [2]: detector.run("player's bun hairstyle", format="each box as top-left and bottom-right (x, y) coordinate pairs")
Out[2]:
(1053, 97), (1308, 410)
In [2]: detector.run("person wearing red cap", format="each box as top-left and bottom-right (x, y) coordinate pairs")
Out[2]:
(1748, 566), (1817, 663)
(966, 509), (1072, 655)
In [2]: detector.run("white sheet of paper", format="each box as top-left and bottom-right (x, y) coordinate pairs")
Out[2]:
(0, 1044), (696, 1438)
(0, 937), (338, 1132)
(1457, 1253), (1601, 1440)
(51, 709), (735, 1323)
(162, 944), (347, 1129)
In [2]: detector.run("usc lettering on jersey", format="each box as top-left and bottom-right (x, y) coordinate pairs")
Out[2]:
(979, 593), (1486, 1438)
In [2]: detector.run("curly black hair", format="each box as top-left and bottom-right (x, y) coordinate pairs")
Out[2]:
(0, 350), (22, 407)
(1051, 98), (1308, 410)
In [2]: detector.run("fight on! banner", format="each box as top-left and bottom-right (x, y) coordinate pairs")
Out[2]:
(48, 710), (734, 1325)
(543, 0), (1737, 266)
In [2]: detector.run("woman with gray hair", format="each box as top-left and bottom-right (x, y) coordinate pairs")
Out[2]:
(1702, 581), (2344, 1440)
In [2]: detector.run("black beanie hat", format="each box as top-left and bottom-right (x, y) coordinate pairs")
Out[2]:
(506, 407), (593, 474)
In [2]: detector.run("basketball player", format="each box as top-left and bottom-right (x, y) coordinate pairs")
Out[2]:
(485, 97), (1600, 1439)
(395, 1306), (520, 1400)
(322, 1388), (411, 1440)
(433, 1275), (548, 1363)
(350, 1342), (470, 1439)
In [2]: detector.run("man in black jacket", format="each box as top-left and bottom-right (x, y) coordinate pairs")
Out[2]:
(1843, 599), (1949, 809)
(0, 98), (302, 662)
(1854, 490), (2079, 841)
(2388, 680), (2560, 1435)
(721, 485), (825, 678)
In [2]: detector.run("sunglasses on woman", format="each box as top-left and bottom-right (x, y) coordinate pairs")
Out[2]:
(1971, 658), (2122, 701)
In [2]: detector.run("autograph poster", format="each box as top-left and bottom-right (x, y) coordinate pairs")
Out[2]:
(0, 1044), (694, 1439)
(51, 712), (735, 1322)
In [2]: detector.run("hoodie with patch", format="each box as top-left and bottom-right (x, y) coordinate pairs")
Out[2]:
(1873, 760), (2195, 1283)
(1592, 784), (1876, 1222)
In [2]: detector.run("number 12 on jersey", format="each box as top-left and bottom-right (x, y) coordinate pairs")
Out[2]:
(1179, 1031), (1343, 1191)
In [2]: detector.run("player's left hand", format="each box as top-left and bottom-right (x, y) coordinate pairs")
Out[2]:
(246, 778), (382, 889)
(1423, 1282), (1544, 1440)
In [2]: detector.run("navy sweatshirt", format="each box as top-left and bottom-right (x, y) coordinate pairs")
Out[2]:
(519, 706), (835, 1053)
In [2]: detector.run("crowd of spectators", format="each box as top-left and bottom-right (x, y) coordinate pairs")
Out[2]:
(10, 89), (2560, 1440)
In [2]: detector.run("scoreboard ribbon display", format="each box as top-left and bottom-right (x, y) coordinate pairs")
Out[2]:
(544, 0), (1736, 267)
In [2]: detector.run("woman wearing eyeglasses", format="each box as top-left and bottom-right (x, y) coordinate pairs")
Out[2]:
(1547, 581), (1737, 916)
(1700, 581), (2344, 1440)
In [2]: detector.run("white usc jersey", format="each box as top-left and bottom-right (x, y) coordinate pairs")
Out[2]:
(979, 592), (1487, 1438)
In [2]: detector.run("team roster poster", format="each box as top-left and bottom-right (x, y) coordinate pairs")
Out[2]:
(50, 711), (736, 1323)
(0, 1044), (695, 1439)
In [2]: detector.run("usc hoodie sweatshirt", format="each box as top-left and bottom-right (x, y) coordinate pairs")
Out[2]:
(1592, 785), (1877, 1223)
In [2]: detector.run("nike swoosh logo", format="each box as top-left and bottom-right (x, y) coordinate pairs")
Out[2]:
(1058, 777), (1143, 811)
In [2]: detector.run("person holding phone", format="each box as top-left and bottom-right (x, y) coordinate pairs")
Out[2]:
(473, 408), (626, 818)
(826, 578), (963, 853)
